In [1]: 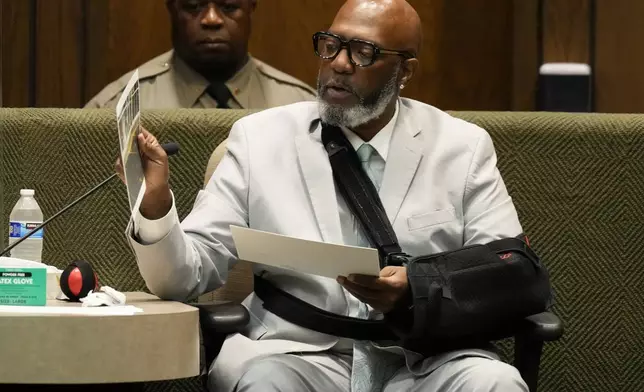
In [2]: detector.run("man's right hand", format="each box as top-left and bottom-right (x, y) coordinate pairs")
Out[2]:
(115, 127), (173, 220)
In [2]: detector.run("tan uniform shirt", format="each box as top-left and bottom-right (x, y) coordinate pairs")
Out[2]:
(85, 50), (316, 110)
(85, 49), (317, 182)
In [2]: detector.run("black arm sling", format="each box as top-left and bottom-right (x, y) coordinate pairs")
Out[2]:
(253, 123), (553, 343)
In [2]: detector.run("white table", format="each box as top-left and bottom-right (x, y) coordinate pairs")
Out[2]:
(0, 292), (199, 386)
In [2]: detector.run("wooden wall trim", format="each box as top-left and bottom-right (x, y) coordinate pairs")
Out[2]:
(512, 0), (539, 111)
(83, 0), (172, 105)
(34, 0), (84, 107)
(1, 0), (33, 107)
(28, 0), (36, 106)
(595, 0), (644, 113)
(589, 0), (596, 111)
(80, 0), (88, 104)
(542, 0), (591, 64)
(0, 0), (3, 108)
(84, 0), (110, 104)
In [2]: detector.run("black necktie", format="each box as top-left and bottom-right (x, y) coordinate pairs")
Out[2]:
(206, 83), (232, 109)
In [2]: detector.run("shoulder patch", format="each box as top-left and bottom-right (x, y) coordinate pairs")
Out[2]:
(254, 59), (317, 96)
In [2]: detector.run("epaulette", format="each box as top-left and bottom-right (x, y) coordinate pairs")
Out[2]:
(87, 50), (175, 107)
(136, 50), (175, 80)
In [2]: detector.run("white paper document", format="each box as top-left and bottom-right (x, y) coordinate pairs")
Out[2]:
(230, 226), (380, 279)
(0, 305), (143, 316)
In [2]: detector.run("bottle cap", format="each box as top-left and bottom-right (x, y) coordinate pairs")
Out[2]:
(20, 189), (35, 196)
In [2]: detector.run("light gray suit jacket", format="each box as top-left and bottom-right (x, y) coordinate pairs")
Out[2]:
(129, 98), (523, 390)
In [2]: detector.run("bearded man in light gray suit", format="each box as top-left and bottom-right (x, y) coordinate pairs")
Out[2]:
(119, 0), (529, 391)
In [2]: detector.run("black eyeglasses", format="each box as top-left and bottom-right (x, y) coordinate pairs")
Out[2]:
(312, 31), (415, 67)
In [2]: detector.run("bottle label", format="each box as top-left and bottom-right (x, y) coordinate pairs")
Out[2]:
(8, 222), (43, 239)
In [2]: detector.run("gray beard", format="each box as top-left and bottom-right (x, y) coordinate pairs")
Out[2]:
(317, 68), (400, 129)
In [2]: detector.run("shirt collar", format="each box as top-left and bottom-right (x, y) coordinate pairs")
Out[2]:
(224, 56), (256, 109)
(171, 51), (254, 109)
(341, 100), (399, 162)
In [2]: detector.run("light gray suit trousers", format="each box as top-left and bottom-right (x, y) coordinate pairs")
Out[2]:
(230, 350), (527, 392)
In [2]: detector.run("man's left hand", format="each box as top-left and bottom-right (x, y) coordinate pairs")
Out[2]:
(337, 266), (409, 313)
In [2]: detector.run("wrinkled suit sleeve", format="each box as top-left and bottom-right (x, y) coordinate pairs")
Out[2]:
(128, 121), (250, 301)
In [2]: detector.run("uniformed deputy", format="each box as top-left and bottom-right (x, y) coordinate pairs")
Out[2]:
(86, 0), (316, 182)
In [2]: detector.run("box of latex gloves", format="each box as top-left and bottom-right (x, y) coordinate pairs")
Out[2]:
(0, 267), (47, 306)
(0, 257), (64, 306)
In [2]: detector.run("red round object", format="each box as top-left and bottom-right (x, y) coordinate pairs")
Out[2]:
(68, 268), (83, 296)
(59, 260), (99, 301)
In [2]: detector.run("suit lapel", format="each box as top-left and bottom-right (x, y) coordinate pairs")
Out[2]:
(380, 102), (423, 224)
(295, 122), (344, 244)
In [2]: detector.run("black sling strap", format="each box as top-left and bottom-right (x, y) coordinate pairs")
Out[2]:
(252, 123), (408, 341)
(253, 123), (551, 344)
(320, 123), (408, 267)
(254, 274), (396, 340)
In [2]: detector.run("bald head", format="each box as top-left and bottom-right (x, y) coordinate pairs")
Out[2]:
(316, 0), (422, 137)
(334, 0), (422, 55)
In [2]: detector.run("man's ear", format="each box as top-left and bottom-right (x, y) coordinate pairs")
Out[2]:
(399, 58), (419, 90)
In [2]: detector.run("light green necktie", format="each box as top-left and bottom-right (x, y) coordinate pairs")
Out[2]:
(352, 143), (403, 392)
(356, 143), (383, 191)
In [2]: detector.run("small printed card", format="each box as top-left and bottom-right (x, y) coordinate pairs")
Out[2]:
(115, 69), (146, 219)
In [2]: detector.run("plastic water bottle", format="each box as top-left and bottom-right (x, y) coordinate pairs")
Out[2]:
(8, 189), (44, 262)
